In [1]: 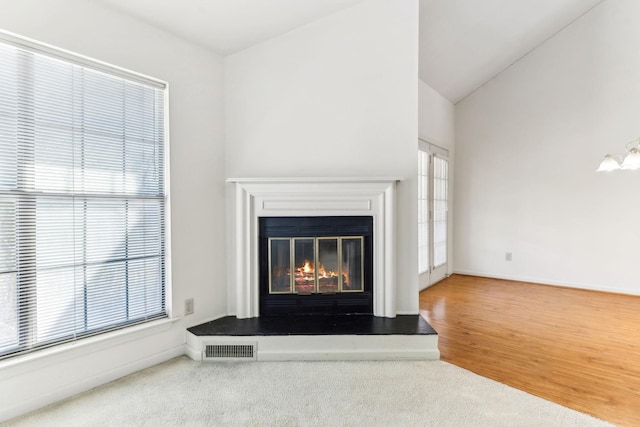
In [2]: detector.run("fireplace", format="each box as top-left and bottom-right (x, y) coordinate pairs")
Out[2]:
(227, 177), (401, 319)
(259, 216), (373, 315)
(186, 178), (441, 362)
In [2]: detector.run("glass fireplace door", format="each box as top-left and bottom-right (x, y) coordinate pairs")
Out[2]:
(260, 216), (373, 316)
(341, 238), (363, 292)
(294, 238), (315, 294)
(268, 236), (364, 295)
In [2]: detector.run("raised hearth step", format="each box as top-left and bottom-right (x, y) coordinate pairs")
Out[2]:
(185, 314), (439, 361)
(188, 314), (436, 336)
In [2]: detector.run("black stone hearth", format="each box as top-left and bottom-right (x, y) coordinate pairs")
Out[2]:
(187, 314), (437, 337)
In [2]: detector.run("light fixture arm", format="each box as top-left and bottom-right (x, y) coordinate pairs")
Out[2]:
(597, 136), (640, 172)
(624, 138), (640, 153)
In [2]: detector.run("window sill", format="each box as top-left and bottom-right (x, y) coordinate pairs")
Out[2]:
(0, 316), (181, 381)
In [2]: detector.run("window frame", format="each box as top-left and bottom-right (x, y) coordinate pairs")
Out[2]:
(417, 139), (449, 277)
(0, 30), (171, 359)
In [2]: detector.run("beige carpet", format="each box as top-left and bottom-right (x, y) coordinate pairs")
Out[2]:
(5, 356), (613, 427)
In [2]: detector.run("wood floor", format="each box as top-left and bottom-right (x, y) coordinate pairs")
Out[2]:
(419, 274), (640, 427)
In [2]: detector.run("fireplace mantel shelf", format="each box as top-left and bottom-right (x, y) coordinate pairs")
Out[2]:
(226, 177), (405, 183)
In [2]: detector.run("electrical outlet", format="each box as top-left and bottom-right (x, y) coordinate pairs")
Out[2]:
(185, 298), (194, 315)
(505, 252), (512, 261)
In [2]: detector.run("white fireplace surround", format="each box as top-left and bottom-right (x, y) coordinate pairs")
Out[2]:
(227, 177), (403, 318)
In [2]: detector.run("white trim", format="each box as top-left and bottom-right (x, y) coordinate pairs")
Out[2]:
(0, 317), (180, 380)
(228, 178), (402, 318)
(418, 139), (448, 157)
(1, 344), (184, 423)
(227, 177), (405, 183)
(184, 343), (202, 361)
(452, 270), (640, 296)
(163, 84), (173, 318)
(186, 333), (439, 362)
(418, 142), (449, 285)
(0, 29), (166, 89)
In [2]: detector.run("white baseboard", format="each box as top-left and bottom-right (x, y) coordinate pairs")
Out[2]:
(452, 269), (640, 296)
(184, 342), (202, 361)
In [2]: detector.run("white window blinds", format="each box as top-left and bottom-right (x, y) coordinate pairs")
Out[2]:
(0, 36), (167, 359)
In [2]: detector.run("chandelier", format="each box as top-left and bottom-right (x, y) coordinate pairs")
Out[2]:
(597, 137), (640, 171)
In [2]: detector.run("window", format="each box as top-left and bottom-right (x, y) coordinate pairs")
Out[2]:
(418, 140), (449, 278)
(0, 33), (167, 359)
(417, 149), (429, 274)
(432, 155), (448, 268)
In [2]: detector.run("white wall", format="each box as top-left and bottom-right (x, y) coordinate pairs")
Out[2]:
(419, 80), (455, 152)
(454, 0), (640, 295)
(225, 0), (420, 314)
(0, 0), (226, 421)
(418, 80), (455, 290)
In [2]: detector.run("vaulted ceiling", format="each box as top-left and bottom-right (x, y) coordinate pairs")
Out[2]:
(96, 0), (604, 103)
(419, 0), (603, 103)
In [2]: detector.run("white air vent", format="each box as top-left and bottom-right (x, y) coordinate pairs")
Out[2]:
(203, 343), (257, 361)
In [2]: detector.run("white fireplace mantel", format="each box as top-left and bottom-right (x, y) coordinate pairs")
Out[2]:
(227, 177), (403, 318)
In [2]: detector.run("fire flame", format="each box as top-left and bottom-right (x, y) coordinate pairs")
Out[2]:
(295, 260), (339, 279)
(292, 259), (353, 291)
(317, 265), (337, 279)
(302, 261), (313, 274)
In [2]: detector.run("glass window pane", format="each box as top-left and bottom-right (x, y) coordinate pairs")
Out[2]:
(85, 261), (127, 331)
(128, 256), (163, 318)
(0, 273), (18, 352)
(269, 239), (291, 294)
(317, 239), (338, 293)
(0, 44), (18, 191)
(418, 148), (430, 274)
(433, 156), (448, 267)
(341, 238), (363, 292)
(36, 267), (76, 343)
(0, 198), (15, 273)
(36, 199), (74, 269)
(83, 200), (127, 264)
(81, 133), (125, 195)
(294, 239), (315, 294)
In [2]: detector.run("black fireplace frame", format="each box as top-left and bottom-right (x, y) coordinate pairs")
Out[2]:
(259, 216), (373, 316)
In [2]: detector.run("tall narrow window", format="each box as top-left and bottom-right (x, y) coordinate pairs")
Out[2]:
(418, 140), (448, 285)
(417, 150), (429, 274)
(0, 34), (167, 359)
(432, 156), (448, 268)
